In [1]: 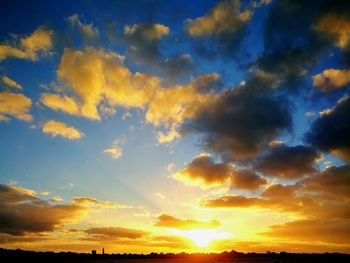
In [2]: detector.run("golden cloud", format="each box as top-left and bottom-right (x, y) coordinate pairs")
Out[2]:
(185, 0), (251, 37)
(0, 91), (32, 122)
(40, 93), (80, 116)
(0, 26), (53, 61)
(56, 47), (159, 120)
(155, 213), (220, 230)
(68, 14), (99, 39)
(124, 23), (169, 41)
(103, 146), (122, 159)
(313, 68), (350, 92)
(42, 120), (83, 140)
(2, 76), (22, 89)
(172, 154), (233, 188)
(314, 14), (350, 49)
(72, 196), (129, 208)
(46, 46), (218, 143)
(261, 219), (350, 245)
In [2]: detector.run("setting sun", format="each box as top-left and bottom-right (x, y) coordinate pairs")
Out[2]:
(171, 229), (231, 247)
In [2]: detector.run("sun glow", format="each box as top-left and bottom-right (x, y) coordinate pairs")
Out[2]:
(171, 229), (231, 247)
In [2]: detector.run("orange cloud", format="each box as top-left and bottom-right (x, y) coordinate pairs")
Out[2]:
(261, 219), (350, 245)
(172, 154), (233, 188)
(314, 14), (350, 49)
(42, 120), (83, 140)
(0, 91), (32, 122)
(155, 213), (220, 230)
(313, 68), (350, 92)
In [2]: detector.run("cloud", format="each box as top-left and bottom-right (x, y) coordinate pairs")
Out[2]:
(172, 154), (233, 188)
(124, 23), (169, 65)
(56, 47), (159, 120)
(185, 0), (251, 37)
(84, 227), (149, 240)
(162, 54), (195, 83)
(202, 194), (263, 208)
(300, 164), (350, 200)
(46, 46), (219, 142)
(40, 93), (80, 116)
(68, 14), (99, 39)
(103, 146), (122, 159)
(0, 26), (53, 61)
(261, 219), (350, 245)
(0, 184), (86, 236)
(255, 145), (321, 179)
(124, 23), (169, 41)
(305, 95), (350, 161)
(202, 164), (350, 220)
(155, 213), (220, 230)
(123, 23), (195, 81)
(255, 0), (338, 85)
(72, 196), (129, 208)
(2, 76), (22, 89)
(184, 0), (255, 59)
(181, 72), (292, 160)
(312, 68), (350, 92)
(0, 91), (32, 122)
(230, 169), (267, 190)
(145, 73), (220, 143)
(314, 13), (350, 50)
(42, 120), (83, 140)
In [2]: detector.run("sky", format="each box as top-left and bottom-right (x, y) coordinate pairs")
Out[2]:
(0, 0), (350, 254)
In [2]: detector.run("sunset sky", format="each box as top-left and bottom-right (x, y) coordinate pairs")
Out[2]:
(0, 0), (350, 254)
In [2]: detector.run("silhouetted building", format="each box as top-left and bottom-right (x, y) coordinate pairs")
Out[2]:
(102, 248), (105, 255)
(91, 250), (96, 255)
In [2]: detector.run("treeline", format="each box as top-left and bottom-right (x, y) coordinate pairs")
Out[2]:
(0, 248), (349, 262)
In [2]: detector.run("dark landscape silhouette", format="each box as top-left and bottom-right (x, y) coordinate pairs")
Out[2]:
(1, 248), (349, 263)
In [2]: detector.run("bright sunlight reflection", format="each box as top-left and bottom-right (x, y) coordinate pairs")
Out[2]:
(171, 229), (231, 247)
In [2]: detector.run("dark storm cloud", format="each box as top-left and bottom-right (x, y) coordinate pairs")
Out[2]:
(123, 22), (195, 82)
(300, 164), (350, 200)
(255, 145), (321, 179)
(305, 95), (350, 161)
(256, 0), (332, 86)
(181, 72), (292, 161)
(0, 184), (85, 236)
(255, 0), (350, 87)
(230, 169), (267, 190)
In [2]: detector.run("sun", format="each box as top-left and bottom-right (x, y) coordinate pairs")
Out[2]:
(171, 229), (231, 247)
